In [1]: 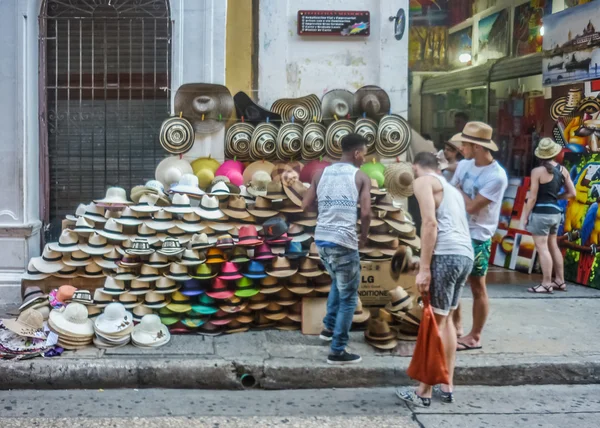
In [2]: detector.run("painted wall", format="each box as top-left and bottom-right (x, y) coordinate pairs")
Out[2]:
(257, 0), (409, 118)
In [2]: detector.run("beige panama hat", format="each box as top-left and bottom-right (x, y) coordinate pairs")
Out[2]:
(535, 138), (562, 160)
(449, 121), (498, 151)
(48, 229), (80, 253)
(155, 156), (194, 189)
(321, 89), (354, 126)
(31, 245), (65, 273)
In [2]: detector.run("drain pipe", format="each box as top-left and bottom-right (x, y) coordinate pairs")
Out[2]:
(240, 373), (257, 388)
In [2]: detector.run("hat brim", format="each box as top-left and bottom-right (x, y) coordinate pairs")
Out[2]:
(247, 302), (269, 310)
(235, 289), (261, 298)
(449, 133), (498, 151)
(290, 234), (312, 243)
(22, 272), (51, 281)
(130, 205), (160, 214)
(397, 333), (418, 342)
(398, 235), (421, 249)
(264, 312), (288, 321)
(246, 209), (279, 218)
(293, 219), (317, 227)
(82, 214), (107, 223)
(205, 290), (235, 299)
(368, 338), (399, 349)
(352, 312), (371, 324)
(64, 258), (93, 267)
(218, 273), (243, 280)
(384, 219), (415, 234)
(145, 222), (175, 231)
(3, 319), (46, 339)
(286, 286), (314, 295)
(157, 248), (185, 256)
(259, 286), (284, 294)
(535, 145), (562, 160)
(166, 303), (192, 313)
(164, 206), (194, 214)
(368, 234), (397, 243)
(97, 230), (129, 242)
(191, 306), (219, 315)
(164, 274), (192, 282)
(114, 274), (139, 281)
(177, 223), (206, 233)
(31, 259), (65, 274)
(49, 311), (94, 336)
(243, 272), (267, 279)
(47, 243), (79, 253)
(266, 268), (298, 278)
(298, 270), (323, 278)
(79, 245), (114, 256)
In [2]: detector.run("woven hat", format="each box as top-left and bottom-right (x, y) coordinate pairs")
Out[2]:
(206, 277), (234, 299)
(263, 302), (288, 321)
(95, 187), (132, 206)
(250, 123), (279, 160)
(383, 210), (415, 234)
(65, 203), (87, 222)
(353, 85), (391, 120)
(219, 195), (247, 219)
(219, 294), (249, 313)
(132, 314), (171, 347)
(82, 202), (107, 223)
(376, 114), (411, 157)
(282, 180), (306, 208)
(164, 193), (193, 214)
(99, 276), (126, 295)
(48, 229), (80, 253)
(288, 224), (312, 243)
(325, 119), (354, 159)
(97, 218), (128, 242)
(68, 290), (93, 306)
(286, 302), (302, 323)
(266, 256), (297, 278)
(364, 318), (397, 343)
(131, 179), (169, 202)
(163, 226), (191, 245)
(355, 117), (378, 154)
(449, 121), (498, 151)
(159, 116), (195, 154)
(154, 277), (180, 294)
(283, 241), (307, 259)
(143, 291), (172, 309)
(274, 288), (298, 306)
(175, 212), (204, 234)
(117, 254), (142, 268)
(157, 237), (185, 256)
(234, 225), (261, 247)
(385, 286), (413, 313)
(91, 289), (113, 308)
(130, 193), (161, 214)
(146, 209), (175, 231)
(166, 291), (192, 313)
(393, 302), (422, 326)
(205, 248), (226, 264)
(253, 243), (275, 260)
(246, 171), (272, 197)
(72, 216), (96, 235)
(260, 275), (283, 294)
(31, 245), (64, 273)
(298, 257), (323, 277)
(19, 286), (48, 311)
(276, 122), (304, 160)
(132, 305), (153, 323)
(191, 294), (219, 315)
(535, 138), (562, 160)
(95, 302), (134, 334)
(170, 173), (205, 199)
(247, 197), (278, 217)
(373, 194), (401, 212)
(215, 234), (235, 249)
(287, 273), (313, 295)
(271, 94), (322, 124)
(52, 265), (78, 278)
(3, 309), (46, 339)
(301, 122), (327, 160)
(63, 250), (92, 267)
(179, 249), (205, 266)
(125, 238), (154, 256)
(79, 261), (103, 278)
(174, 83), (234, 134)
(189, 233), (213, 250)
(550, 88), (582, 121)
(128, 279), (152, 296)
(195, 195), (224, 220)
(164, 263), (192, 281)
(352, 299), (371, 324)
(313, 274), (332, 293)
(218, 261), (243, 280)
(293, 210), (318, 227)
(49, 303), (94, 338)
(225, 122), (255, 161)
(155, 156), (194, 189)
(321, 89), (354, 126)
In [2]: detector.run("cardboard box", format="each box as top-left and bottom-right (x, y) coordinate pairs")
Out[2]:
(358, 260), (416, 307)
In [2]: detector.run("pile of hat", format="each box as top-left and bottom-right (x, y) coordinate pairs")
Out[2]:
(0, 306), (52, 359)
(227, 85), (412, 161)
(48, 303), (94, 349)
(93, 302), (134, 348)
(364, 286), (422, 350)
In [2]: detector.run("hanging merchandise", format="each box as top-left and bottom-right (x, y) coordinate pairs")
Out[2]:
(276, 123), (304, 160)
(233, 91), (282, 125)
(250, 122), (279, 161)
(159, 116), (195, 154)
(225, 122), (255, 161)
(354, 117), (378, 154)
(353, 85), (391, 120)
(376, 114), (411, 157)
(321, 89), (354, 126)
(155, 156), (194, 190)
(301, 122), (327, 160)
(271, 94), (322, 124)
(325, 119), (355, 159)
(174, 83), (234, 134)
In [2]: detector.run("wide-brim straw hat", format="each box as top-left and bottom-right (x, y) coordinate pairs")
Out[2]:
(247, 197), (279, 217)
(250, 123), (279, 161)
(159, 116), (195, 154)
(384, 161), (415, 199)
(385, 286), (413, 312)
(364, 318), (396, 342)
(48, 229), (80, 253)
(276, 123), (304, 160)
(301, 122), (327, 160)
(325, 119), (354, 159)
(95, 187), (133, 206)
(355, 117), (378, 154)
(271, 94), (322, 124)
(31, 246), (65, 273)
(155, 156), (194, 189)
(398, 234), (421, 250)
(353, 85), (391, 120)
(352, 300), (371, 324)
(376, 114), (411, 157)
(321, 89), (354, 126)
(49, 303), (94, 337)
(174, 83), (234, 135)
(449, 121), (498, 151)
(535, 138), (562, 160)
(266, 256), (298, 278)
(196, 195), (224, 220)
(225, 122), (255, 162)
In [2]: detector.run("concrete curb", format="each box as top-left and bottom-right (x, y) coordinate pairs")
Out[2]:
(2, 356), (600, 390)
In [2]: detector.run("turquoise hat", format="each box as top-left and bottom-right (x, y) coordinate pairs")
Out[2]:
(191, 294), (219, 315)
(181, 314), (208, 328)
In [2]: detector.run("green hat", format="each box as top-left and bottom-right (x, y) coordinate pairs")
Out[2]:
(230, 247), (250, 263)
(191, 264), (217, 280)
(158, 307), (180, 326)
(234, 277), (260, 298)
(166, 291), (192, 313)
(191, 293), (218, 315)
(361, 161), (386, 187)
(181, 314), (207, 328)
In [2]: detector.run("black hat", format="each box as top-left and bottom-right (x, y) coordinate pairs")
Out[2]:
(262, 217), (288, 242)
(234, 91), (282, 125)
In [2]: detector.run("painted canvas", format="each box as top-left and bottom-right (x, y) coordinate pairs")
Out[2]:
(409, 0), (450, 26)
(478, 10), (510, 61)
(513, 0), (553, 56)
(448, 27), (473, 69)
(542, 2), (600, 86)
(559, 153), (600, 288)
(409, 26), (448, 71)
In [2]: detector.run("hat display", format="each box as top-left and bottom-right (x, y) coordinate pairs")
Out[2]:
(352, 299), (371, 324)
(284, 242), (307, 259)
(146, 209), (175, 231)
(206, 248), (227, 264)
(31, 245), (64, 274)
(136, 265), (161, 282)
(129, 279), (152, 296)
(155, 156), (194, 189)
(449, 121), (498, 152)
(385, 286), (413, 313)
(66, 203), (87, 222)
(216, 234), (235, 249)
(192, 294), (219, 315)
(355, 117), (378, 154)
(535, 138), (562, 160)
(157, 237), (185, 256)
(282, 180), (306, 208)
(246, 170), (272, 197)
(82, 202), (107, 223)
(97, 218), (128, 242)
(53, 265), (78, 278)
(298, 257), (323, 277)
(234, 277), (260, 298)
(219, 295), (248, 313)
(325, 119), (354, 159)
(263, 302), (287, 321)
(180, 278), (204, 297)
(250, 123), (279, 161)
(71, 217), (95, 235)
(234, 225), (260, 246)
(126, 238), (154, 256)
(179, 248), (205, 266)
(206, 277), (234, 299)
(373, 194), (401, 212)
(170, 173), (205, 199)
(275, 288), (298, 306)
(95, 187), (132, 206)
(48, 229), (80, 253)
(307, 242), (320, 260)
(376, 114), (411, 157)
(143, 291), (171, 309)
(166, 291), (192, 313)
(364, 318), (398, 350)
(313, 274), (332, 293)
(234, 91), (282, 125)
(132, 314), (171, 348)
(353, 85), (390, 120)
(130, 193), (161, 213)
(159, 116), (195, 154)
(164, 226), (191, 245)
(264, 181), (287, 201)
(383, 210), (415, 234)
(271, 94), (322, 124)
(247, 197), (278, 217)
(196, 195), (224, 220)
(49, 303), (94, 337)
(287, 274), (313, 295)
(165, 193), (194, 214)
(188, 233), (212, 251)
(95, 302), (134, 334)
(155, 277), (180, 294)
(321, 89), (354, 126)
(225, 122), (255, 161)
(164, 263), (192, 281)
(287, 224), (312, 243)
(276, 122), (304, 160)
(3, 309), (46, 339)
(266, 256), (298, 278)
(64, 250), (93, 267)
(102, 277), (128, 295)
(301, 122), (327, 160)
(174, 83), (234, 134)
(218, 262), (243, 280)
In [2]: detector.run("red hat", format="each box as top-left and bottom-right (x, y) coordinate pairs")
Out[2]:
(237, 225), (263, 247)
(218, 262), (243, 280)
(209, 309), (234, 326)
(253, 243), (275, 260)
(206, 278), (235, 299)
(299, 159), (331, 183)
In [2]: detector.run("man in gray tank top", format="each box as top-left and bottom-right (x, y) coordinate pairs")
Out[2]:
(396, 152), (474, 408)
(302, 134), (372, 365)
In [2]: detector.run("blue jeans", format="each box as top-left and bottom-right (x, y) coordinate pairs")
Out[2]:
(318, 245), (360, 354)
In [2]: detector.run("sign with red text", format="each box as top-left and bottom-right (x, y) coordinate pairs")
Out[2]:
(297, 10), (370, 36)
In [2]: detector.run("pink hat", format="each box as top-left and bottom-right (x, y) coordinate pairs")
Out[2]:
(209, 309), (234, 326)
(253, 243), (276, 260)
(223, 170), (244, 187)
(300, 159), (331, 183)
(206, 278), (235, 300)
(218, 262), (243, 280)
(266, 233), (293, 245)
(215, 160), (244, 176)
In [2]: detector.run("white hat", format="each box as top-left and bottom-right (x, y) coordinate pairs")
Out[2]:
(31, 245), (65, 274)
(137, 265), (162, 282)
(63, 250), (93, 267)
(169, 173), (205, 199)
(66, 203), (87, 222)
(102, 276), (128, 295)
(129, 279), (153, 296)
(155, 156), (194, 189)
(97, 218), (128, 241)
(93, 289), (114, 307)
(95, 187), (133, 205)
(118, 292), (142, 309)
(94, 302), (133, 335)
(130, 193), (161, 213)
(164, 193), (194, 214)
(80, 262), (105, 279)
(79, 233), (114, 255)
(22, 260), (51, 280)
(48, 229), (80, 253)
(73, 217), (96, 235)
(209, 181), (231, 197)
(52, 265), (78, 278)
(136, 224), (160, 245)
(195, 195), (223, 220)
(114, 207), (143, 226)
(49, 303), (94, 337)
(82, 202), (107, 223)
(177, 212), (206, 233)
(132, 314), (170, 348)
(93, 248), (121, 270)
(146, 209), (175, 231)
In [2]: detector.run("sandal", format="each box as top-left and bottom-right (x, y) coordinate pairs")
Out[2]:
(528, 284), (553, 294)
(553, 281), (567, 292)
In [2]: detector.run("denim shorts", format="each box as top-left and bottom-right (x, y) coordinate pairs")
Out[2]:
(527, 213), (562, 236)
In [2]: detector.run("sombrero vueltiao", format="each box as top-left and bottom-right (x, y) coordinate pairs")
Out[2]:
(325, 119), (354, 159)
(376, 114), (411, 157)
(225, 122), (255, 162)
(271, 94), (322, 124)
(354, 117), (378, 154)
(276, 122), (303, 160)
(550, 88), (582, 121)
(321, 89), (354, 126)
(250, 122), (279, 161)
(174, 83), (234, 134)
(159, 116), (195, 154)
(301, 122), (327, 160)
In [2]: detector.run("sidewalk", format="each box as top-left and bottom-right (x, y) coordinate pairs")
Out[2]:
(2, 270), (600, 390)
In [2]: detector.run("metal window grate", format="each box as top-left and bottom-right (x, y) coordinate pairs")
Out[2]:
(40, 0), (171, 241)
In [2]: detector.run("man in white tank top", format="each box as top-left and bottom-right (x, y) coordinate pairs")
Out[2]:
(396, 152), (474, 408)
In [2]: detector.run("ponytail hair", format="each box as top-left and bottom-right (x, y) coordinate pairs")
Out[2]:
(542, 160), (554, 174)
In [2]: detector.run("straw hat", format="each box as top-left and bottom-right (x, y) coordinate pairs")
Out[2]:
(155, 156), (194, 189)
(373, 194), (401, 212)
(535, 138), (562, 160)
(48, 229), (80, 253)
(95, 302), (133, 334)
(179, 248), (204, 266)
(352, 299), (371, 324)
(271, 94), (322, 124)
(276, 123), (303, 160)
(92, 289), (113, 308)
(355, 117), (378, 154)
(250, 123), (279, 160)
(260, 275), (283, 294)
(247, 197), (278, 217)
(301, 122), (327, 160)
(246, 171), (272, 197)
(353, 85), (391, 120)
(274, 288), (298, 306)
(130, 193), (161, 214)
(225, 122), (255, 161)
(157, 237), (185, 256)
(97, 218), (128, 242)
(64, 250), (93, 267)
(321, 89), (354, 126)
(49, 303), (94, 337)
(325, 119), (354, 159)
(206, 277), (234, 299)
(72, 217), (96, 235)
(52, 265), (77, 278)
(143, 291), (172, 309)
(286, 273), (313, 295)
(80, 262), (104, 278)
(264, 181), (287, 200)
(189, 233), (213, 250)
(364, 318), (398, 349)
(129, 279), (152, 296)
(82, 202), (107, 223)
(266, 256), (298, 278)
(117, 254), (141, 268)
(263, 302), (288, 320)
(449, 121), (498, 151)
(95, 187), (132, 206)
(393, 303), (422, 326)
(132, 314), (170, 347)
(376, 114), (411, 157)
(286, 302), (302, 323)
(166, 291), (192, 313)
(164, 193), (194, 214)
(384, 210), (414, 233)
(196, 195), (224, 220)
(161, 262), (190, 282)
(298, 257), (323, 277)
(159, 116), (195, 154)
(66, 203), (87, 222)
(102, 276), (128, 295)
(126, 238), (154, 256)
(2, 309), (46, 339)
(155, 277), (180, 294)
(282, 180), (306, 208)
(385, 286), (413, 313)
(19, 286), (48, 311)
(31, 245), (64, 273)
(112, 266), (139, 281)
(170, 173), (205, 199)
(218, 261), (242, 280)
(146, 209), (175, 231)
(174, 83), (234, 134)
(550, 88), (582, 121)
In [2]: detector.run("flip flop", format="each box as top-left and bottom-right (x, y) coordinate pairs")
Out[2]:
(457, 342), (482, 352)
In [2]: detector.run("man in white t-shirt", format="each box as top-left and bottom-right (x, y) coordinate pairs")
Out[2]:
(449, 122), (508, 352)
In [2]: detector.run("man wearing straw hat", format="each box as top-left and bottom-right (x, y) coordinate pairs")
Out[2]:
(448, 122), (508, 352)
(302, 133), (372, 365)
